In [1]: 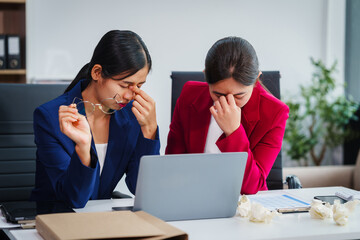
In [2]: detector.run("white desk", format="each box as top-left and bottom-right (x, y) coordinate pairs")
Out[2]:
(3, 187), (360, 240)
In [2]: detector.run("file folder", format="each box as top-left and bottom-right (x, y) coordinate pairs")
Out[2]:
(6, 35), (21, 69)
(0, 35), (6, 69)
(36, 211), (188, 240)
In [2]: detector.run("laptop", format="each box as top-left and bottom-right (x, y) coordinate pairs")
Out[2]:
(131, 152), (247, 221)
(0, 201), (74, 224)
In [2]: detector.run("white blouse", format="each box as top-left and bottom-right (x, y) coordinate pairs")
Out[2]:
(204, 115), (223, 153)
(95, 143), (108, 175)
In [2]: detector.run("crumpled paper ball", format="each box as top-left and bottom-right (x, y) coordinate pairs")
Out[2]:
(332, 200), (349, 226)
(249, 202), (279, 223)
(237, 195), (251, 217)
(344, 199), (360, 213)
(310, 198), (359, 226)
(309, 199), (333, 219)
(332, 199), (359, 226)
(237, 195), (278, 223)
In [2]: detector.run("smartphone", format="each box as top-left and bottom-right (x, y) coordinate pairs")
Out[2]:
(314, 195), (347, 205)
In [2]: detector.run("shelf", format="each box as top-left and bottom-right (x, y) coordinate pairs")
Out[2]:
(0, 0), (26, 83)
(0, 0), (26, 4)
(0, 69), (26, 75)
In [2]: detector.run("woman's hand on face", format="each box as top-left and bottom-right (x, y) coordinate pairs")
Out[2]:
(130, 86), (157, 140)
(59, 104), (92, 165)
(209, 94), (241, 137)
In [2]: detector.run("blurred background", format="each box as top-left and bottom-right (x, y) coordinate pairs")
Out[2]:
(1, 0), (359, 193)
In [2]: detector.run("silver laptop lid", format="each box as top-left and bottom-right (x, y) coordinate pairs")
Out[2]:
(133, 152), (247, 221)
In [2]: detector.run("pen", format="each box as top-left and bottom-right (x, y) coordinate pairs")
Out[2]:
(21, 222), (36, 229)
(277, 206), (311, 213)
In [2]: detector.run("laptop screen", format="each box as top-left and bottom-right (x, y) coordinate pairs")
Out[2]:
(133, 152), (247, 221)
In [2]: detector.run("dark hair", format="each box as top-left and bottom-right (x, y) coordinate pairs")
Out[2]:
(65, 30), (152, 93)
(205, 36), (259, 86)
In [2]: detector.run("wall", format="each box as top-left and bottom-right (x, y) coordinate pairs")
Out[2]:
(26, 0), (345, 156)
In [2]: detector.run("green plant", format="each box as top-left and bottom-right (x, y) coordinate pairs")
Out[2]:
(284, 58), (359, 166)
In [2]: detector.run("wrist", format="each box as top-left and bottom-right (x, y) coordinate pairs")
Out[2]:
(75, 144), (91, 167)
(141, 124), (157, 140)
(75, 135), (92, 147)
(224, 124), (240, 137)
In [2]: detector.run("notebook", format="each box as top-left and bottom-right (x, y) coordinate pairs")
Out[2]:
(131, 152), (247, 221)
(335, 189), (360, 201)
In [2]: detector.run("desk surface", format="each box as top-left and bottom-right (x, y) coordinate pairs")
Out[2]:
(3, 186), (360, 240)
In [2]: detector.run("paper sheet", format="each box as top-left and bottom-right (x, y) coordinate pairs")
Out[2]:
(247, 193), (310, 211)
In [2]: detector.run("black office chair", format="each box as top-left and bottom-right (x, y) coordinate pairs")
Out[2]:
(0, 83), (132, 202)
(170, 71), (284, 190)
(0, 84), (67, 202)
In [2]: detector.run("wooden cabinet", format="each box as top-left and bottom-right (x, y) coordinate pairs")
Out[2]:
(0, 0), (26, 83)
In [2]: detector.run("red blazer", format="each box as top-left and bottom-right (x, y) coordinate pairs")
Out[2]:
(165, 81), (289, 194)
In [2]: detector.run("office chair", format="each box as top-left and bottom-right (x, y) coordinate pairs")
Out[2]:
(0, 84), (67, 202)
(0, 83), (132, 202)
(170, 71), (284, 190)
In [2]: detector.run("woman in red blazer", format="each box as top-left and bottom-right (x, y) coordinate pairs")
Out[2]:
(165, 37), (289, 194)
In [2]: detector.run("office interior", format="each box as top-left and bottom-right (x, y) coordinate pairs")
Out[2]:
(0, 1), (360, 238)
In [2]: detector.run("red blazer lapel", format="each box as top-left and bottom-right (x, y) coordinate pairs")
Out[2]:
(241, 82), (261, 138)
(188, 86), (213, 153)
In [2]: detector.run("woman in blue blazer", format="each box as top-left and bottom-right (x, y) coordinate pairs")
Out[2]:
(30, 30), (160, 208)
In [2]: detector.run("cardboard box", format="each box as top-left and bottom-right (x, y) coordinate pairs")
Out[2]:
(36, 210), (188, 240)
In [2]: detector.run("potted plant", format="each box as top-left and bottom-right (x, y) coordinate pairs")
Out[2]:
(284, 58), (359, 166)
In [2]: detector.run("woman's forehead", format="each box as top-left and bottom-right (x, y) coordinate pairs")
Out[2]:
(110, 67), (148, 84)
(210, 77), (252, 92)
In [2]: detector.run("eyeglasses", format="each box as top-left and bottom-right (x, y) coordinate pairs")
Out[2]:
(72, 94), (124, 116)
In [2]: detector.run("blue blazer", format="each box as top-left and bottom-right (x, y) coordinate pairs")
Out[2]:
(30, 80), (160, 208)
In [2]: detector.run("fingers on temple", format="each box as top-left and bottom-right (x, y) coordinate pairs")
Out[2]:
(226, 94), (236, 107)
(219, 96), (229, 110)
(130, 86), (153, 102)
(132, 100), (147, 115)
(210, 106), (218, 117)
(214, 100), (223, 114)
(132, 106), (145, 122)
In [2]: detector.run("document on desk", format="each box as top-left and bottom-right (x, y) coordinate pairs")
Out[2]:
(247, 192), (311, 212)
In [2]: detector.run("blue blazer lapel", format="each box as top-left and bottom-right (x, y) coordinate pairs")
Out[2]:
(97, 106), (136, 198)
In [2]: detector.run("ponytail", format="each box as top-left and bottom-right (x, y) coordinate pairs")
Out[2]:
(64, 63), (90, 93)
